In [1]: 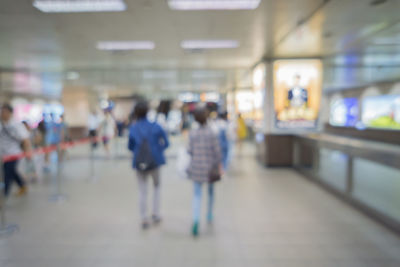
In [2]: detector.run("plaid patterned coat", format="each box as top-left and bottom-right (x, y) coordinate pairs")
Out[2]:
(187, 125), (222, 183)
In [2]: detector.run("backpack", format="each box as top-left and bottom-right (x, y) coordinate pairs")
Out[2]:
(134, 124), (157, 172)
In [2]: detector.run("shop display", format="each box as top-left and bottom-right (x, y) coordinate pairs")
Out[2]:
(362, 95), (400, 130)
(273, 59), (322, 129)
(330, 98), (359, 127)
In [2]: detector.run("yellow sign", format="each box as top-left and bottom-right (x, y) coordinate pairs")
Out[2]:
(273, 59), (322, 129)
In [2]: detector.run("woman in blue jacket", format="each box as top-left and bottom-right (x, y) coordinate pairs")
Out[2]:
(128, 101), (169, 229)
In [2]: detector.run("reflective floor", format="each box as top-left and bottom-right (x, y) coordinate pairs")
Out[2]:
(1, 138), (400, 267)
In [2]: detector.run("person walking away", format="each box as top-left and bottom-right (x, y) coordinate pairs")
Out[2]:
(128, 101), (169, 229)
(101, 110), (116, 158)
(0, 104), (32, 196)
(236, 113), (248, 157)
(187, 107), (222, 237)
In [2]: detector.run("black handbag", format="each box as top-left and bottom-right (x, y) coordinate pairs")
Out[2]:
(208, 163), (221, 183)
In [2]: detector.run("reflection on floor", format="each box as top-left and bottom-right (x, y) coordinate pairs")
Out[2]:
(1, 138), (400, 267)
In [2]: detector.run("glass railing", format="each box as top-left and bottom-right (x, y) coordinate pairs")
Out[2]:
(293, 134), (400, 232)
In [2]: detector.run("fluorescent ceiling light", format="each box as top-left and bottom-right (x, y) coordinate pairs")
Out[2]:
(168, 0), (261, 10)
(97, 41), (155, 50)
(181, 40), (239, 49)
(33, 0), (126, 13)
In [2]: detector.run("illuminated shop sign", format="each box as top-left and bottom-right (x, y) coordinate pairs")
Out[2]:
(330, 98), (359, 127)
(362, 95), (400, 130)
(273, 59), (322, 129)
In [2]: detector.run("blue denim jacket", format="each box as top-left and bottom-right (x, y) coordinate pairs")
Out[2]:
(128, 119), (169, 169)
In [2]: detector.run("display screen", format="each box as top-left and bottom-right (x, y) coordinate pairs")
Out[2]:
(362, 95), (400, 130)
(330, 98), (359, 127)
(273, 60), (322, 129)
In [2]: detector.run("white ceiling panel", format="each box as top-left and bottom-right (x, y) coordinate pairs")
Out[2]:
(0, 0), (400, 93)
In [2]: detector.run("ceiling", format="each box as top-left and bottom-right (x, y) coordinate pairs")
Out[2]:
(1, 0), (400, 96)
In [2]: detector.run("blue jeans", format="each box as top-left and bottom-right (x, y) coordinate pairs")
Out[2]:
(192, 181), (214, 223)
(3, 160), (25, 196)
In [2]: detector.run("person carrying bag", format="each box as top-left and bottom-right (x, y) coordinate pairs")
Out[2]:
(187, 106), (222, 237)
(128, 101), (169, 229)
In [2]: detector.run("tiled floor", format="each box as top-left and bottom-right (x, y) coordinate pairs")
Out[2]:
(1, 138), (400, 267)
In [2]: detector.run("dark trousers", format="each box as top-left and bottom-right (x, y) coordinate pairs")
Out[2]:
(3, 160), (25, 196)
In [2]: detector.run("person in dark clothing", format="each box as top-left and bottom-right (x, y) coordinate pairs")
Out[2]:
(128, 101), (169, 229)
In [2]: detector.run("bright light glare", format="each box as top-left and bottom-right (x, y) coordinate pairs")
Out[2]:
(97, 41), (155, 50)
(181, 40), (239, 49)
(33, 0), (126, 13)
(168, 0), (261, 10)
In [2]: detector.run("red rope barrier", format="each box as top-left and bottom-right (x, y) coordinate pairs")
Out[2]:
(2, 137), (100, 163)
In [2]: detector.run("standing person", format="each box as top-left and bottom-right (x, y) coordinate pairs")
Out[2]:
(33, 119), (46, 180)
(45, 113), (63, 146)
(236, 113), (248, 156)
(59, 114), (69, 161)
(181, 105), (192, 137)
(88, 110), (101, 149)
(59, 115), (69, 142)
(35, 120), (47, 148)
(128, 101), (169, 229)
(101, 110), (115, 158)
(44, 113), (63, 171)
(0, 104), (32, 196)
(216, 112), (235, 171)
(187, 107), (222, 237)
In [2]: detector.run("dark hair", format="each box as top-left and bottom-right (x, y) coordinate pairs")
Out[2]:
(2, 103), (13, 113)
(38, 120), (46, 134)
(134, 101), (149, 120)
(194, 107), (208, 125)
(219, 111), (228, 120)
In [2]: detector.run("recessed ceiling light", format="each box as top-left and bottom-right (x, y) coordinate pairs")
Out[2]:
(168, 0), (261, 10)
(97, 41), (155, 50)
(33, 0), (126, 13)
(181, 40), (239, 49)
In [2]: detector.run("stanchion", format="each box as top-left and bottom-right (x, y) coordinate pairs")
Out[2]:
(0, 161), (19, 238)
(114, 137), (119, 159)
(89, 139), (98, 183)
(49, 145), (67, 202)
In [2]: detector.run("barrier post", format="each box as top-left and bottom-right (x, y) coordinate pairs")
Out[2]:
(89, 138), (97, 182)
(49, 145), (67, 202)
(113, 137), (118, 159)
(0, 160), (19, 237)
